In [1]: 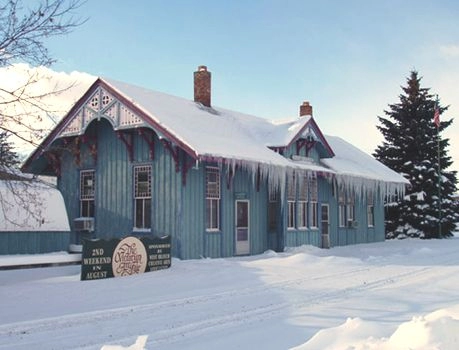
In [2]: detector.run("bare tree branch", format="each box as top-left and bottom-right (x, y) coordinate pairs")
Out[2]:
(0, 0), (86, 67)
(0, 0), (87, 229)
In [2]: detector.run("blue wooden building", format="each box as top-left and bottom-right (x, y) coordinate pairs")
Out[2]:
(21, 66), (408, 258)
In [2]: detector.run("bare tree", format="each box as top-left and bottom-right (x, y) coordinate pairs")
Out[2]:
(0, 0), (86, 148)
(0, 0), (86, 229)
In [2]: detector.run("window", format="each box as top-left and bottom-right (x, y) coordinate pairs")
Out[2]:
(310, 202), (318, 228)
(206, 167), (220, 231)
(298, 201), (307, 228)
(338, 189), (346, 227)
(134, 165), (152, 229)
(287, 201), (296, 229)
(367, 192), (375, 227)
(80, 170), (95, 217)
(287, 175), (296, 229)
(268, 189), (278, 231)
(347, 192), (355, 227)
(339, 205), (346, 227)
(298, 176), (308, 229)
(310, 176), (318, 228)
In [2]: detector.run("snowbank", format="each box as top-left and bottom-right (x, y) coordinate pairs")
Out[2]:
(292, 306), (459, 350)
(1, 237), (459, 349)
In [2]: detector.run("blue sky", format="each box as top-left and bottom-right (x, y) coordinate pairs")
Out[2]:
(45, 0), (459, 169)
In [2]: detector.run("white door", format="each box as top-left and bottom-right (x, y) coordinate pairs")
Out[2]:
(321, 204), (330, 249)
(235, 200), (250, 255)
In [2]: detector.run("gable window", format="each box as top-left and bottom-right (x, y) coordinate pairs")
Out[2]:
(367, 192), (375, 227)
(134, 165), (152, 229)
(347, 192), (355, 227)
(338, 189), (346, 227)
(206, 167), (220, 231)
(298, 175), (308, 229)
(287, 175), (296, 229)
(80, 170), (95, 217)
(310, 176), (318, 228)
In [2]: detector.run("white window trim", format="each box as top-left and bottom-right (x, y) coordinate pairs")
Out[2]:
(310, 201), (318, 228)
(133, 165), (152, 230)
(80, 169), (95, 217)
(347, 204), (355, 222)
(206, 167), (221, 232)
(339, 204), (346, 227)
(367, 205), (375, 227)
(206, 198), (220, 232)
(298, 200), (308, 229)
(287, 200), (296, 230)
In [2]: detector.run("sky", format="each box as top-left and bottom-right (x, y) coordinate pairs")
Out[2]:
(6, 0), (459, 171)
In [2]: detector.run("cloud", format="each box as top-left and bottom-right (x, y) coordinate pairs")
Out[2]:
(440, 44), (459, 58)
(0, 63), (96, 155)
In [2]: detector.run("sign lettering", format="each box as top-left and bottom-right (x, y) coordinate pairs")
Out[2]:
(81, 235), (171, 281)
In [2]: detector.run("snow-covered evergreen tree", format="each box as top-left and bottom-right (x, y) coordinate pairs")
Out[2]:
(374, 71), (459, 239)
(0, 131), (19, 169)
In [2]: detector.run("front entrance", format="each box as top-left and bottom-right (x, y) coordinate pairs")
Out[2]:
(321, 204), (330, 248)
(235, 200), (250, 255)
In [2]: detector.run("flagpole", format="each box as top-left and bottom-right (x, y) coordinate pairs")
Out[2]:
(435, 95), (442, 237)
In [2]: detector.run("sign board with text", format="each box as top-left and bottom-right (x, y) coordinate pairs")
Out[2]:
(81, 235), (171, 281)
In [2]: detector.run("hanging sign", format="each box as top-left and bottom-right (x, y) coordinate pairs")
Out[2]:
(81, 235), (171, 281)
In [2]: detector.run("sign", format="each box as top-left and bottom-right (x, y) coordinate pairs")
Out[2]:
(234, 192), (247, 200)
(81, 235), (171, 281)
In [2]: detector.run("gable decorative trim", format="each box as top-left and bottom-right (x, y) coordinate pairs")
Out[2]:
(60, 87), (146, 137)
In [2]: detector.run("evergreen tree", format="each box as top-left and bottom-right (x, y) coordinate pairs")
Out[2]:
(374, 71), (459, 239)
(0, 131), (19, 168)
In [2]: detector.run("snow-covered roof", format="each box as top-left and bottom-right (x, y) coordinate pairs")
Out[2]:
(104, 78), (327, 170)
(322, 136), (409, 196)
(23, 77), (408, 198)
(0, 180), (70, 231)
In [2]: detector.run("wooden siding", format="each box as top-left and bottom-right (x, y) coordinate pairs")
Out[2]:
(333, 191), (385, 246)
(180, 165), (205, 259)
(0, 232), (70, 254)
(283, 176), (331, 248)
(58, 119), (184, 257)
(283, 139), (321, 162)
(181, 166), (270, 259)
(55, 117), (387, 260)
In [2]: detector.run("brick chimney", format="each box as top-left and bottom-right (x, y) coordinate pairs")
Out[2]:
(299, 101), (313, 117)
(194, 65), (211, 107)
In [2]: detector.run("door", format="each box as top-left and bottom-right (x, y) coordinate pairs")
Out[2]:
(321, 204), (330, 249)
(235, 200), (250, 255)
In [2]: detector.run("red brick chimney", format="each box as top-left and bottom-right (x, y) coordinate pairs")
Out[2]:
(194, 65), (211, 107)
(299, 101), (313, 117)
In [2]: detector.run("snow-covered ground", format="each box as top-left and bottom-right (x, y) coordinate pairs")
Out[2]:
(1, 237), (459, 350)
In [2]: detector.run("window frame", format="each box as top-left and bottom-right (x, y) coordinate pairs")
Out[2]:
(309, 176), (318, 228)
(287, 200), (296, 229)
(133, 165), (152, 230)
(367, 192), (375, 227)
(310, 201), (318, 228)
(338, 189), (346, 227)
(298, 200), (308, 229)
(287, 175), (296, 229)
(206, 167), (221, 232)
(339, 204), (346, 227)
(346, 192), (355, 228)
(268, 188), (278, 231)
(79, 169), (95, 218)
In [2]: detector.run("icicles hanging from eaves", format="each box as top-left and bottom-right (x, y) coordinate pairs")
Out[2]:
(333, 174), (407, 202)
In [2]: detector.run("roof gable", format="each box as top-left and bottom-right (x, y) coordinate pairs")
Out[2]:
(60, 84), (145, 137)
(21, 76), (407, 198)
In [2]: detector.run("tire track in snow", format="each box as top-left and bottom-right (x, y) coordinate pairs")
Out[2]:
(1, 251), (457, 349)
(0, 265), (375, 339)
